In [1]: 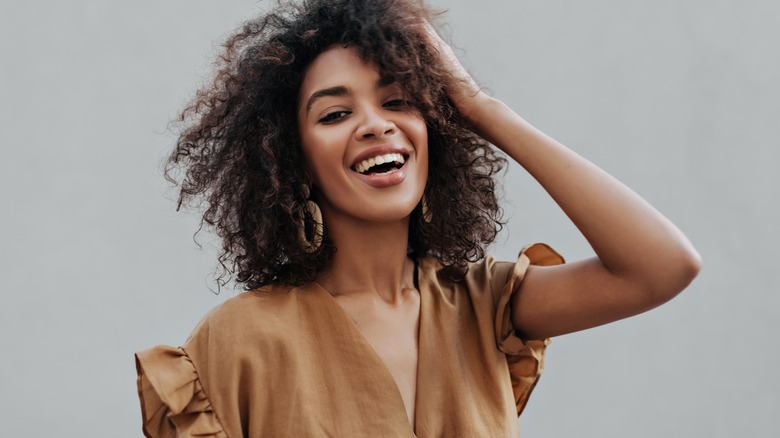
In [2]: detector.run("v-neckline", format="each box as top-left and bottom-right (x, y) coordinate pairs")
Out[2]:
(309, 259), (426, 435)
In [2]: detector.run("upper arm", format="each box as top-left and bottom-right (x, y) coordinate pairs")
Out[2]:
(510, 256), (690, 340)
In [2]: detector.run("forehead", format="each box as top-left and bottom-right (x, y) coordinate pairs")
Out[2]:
(298, 45), (381, 99)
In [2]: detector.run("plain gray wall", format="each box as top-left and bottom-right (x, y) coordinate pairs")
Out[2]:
(1, 0), (777, 436)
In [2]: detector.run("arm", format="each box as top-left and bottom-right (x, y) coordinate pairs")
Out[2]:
(424, 24), (702, 340)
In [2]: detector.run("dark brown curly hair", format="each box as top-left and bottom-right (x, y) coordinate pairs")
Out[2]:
(167, 0), (506, 291)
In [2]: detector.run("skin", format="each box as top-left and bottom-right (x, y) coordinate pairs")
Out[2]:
(297, 45), (427, 425)
(416, 23), (701, 339)
(296, 28), (702, 427)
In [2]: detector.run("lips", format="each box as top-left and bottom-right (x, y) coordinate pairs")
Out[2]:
(350, 144), (411, 175)
(350, 144), (411, 187)
(354, 153), (405, 175)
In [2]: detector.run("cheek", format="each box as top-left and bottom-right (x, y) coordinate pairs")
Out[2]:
(301, 144), (328, 185)
(409, 119), (429, 163)
(299, 146), (326, 190)
(299, 131), (344, 187)
(298, 117), (329, 177)
(398, 110), (427, 144)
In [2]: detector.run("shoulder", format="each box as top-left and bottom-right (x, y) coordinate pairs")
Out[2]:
(417, 254), (504, 294)
(418, 244), (564, 303)
(184, 283), (301, 346)
(417, 255), (500, 286)
(210, 284), (296, 315)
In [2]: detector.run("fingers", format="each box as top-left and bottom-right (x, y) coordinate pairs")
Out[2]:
(402, 17), (489, 123)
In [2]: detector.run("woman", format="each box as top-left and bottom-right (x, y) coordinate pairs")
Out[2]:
(135, 0), (701, 436)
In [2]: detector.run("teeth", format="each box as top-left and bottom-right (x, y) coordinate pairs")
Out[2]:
(355, 153), (405, 174)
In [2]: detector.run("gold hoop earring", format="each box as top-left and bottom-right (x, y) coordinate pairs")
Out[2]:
(298, 185), (323, 252)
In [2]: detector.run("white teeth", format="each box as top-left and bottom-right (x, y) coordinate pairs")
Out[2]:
(355, 153), (405, 174)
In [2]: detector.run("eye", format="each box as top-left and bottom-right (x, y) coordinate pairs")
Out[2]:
(318, 110), (351, 124)
(383, 99), (409, 109)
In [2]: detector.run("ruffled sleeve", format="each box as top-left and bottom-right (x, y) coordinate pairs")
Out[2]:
(492, 243), (565, 415)
(135, 345), (227, 438)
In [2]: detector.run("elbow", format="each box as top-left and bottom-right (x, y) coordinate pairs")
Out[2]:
(676, 245), (703, 288)
(684, 247), (703, 281)
(650, 246), (703, 305)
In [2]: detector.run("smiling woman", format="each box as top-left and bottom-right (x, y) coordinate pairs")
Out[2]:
(135, 0), (701, 436)
(297, 45), (429, 225)
(162, 0), (505, 292)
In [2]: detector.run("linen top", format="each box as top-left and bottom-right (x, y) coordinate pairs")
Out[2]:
(135, 243), (564, 437)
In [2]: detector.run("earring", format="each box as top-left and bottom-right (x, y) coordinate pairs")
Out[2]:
(421, 194), (432, 224)
(298, 185), (323, 252)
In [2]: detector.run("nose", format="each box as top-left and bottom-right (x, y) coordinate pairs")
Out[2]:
(355, 106), (396, 139)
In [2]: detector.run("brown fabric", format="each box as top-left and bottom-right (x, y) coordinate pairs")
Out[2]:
(136, 346), (227, 438)
(135, 243), (564, 437)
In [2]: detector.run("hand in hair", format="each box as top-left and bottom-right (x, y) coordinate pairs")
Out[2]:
(417, 18), (702, 340)
(413, 20), (482, 116)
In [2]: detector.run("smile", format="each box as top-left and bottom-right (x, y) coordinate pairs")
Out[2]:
(353, 153), (406, 175)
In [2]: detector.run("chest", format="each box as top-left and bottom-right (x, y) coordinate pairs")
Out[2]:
(335, 292), (421, 425)
(210, 281), (525, 437)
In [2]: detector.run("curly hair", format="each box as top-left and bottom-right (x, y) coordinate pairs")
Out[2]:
(167, 0), (506, 291)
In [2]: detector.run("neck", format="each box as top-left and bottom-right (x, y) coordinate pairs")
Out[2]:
(315, 212), (416, 304)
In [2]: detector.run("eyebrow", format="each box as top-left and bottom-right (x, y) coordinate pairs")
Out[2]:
(305, 86), (348, 114)
(304, 78), (397, 114)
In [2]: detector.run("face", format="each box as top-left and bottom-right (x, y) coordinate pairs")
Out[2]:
(297, 45), (428, 226)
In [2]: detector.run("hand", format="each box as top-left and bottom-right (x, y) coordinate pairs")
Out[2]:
(412, 20), (490, 121)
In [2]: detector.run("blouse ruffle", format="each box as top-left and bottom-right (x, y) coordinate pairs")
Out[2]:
(494, 243), (565, 415)
(135, 345), (226, 438)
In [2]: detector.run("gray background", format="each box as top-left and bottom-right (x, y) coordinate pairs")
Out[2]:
(1, 0), (777, 436)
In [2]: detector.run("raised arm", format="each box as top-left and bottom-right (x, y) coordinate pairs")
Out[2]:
(422, 23), (702, 340)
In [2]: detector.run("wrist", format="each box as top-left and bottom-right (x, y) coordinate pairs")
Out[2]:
(458, 93), (507, 136)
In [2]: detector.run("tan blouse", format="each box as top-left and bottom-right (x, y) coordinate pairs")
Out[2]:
(135, 243), (564, 437)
